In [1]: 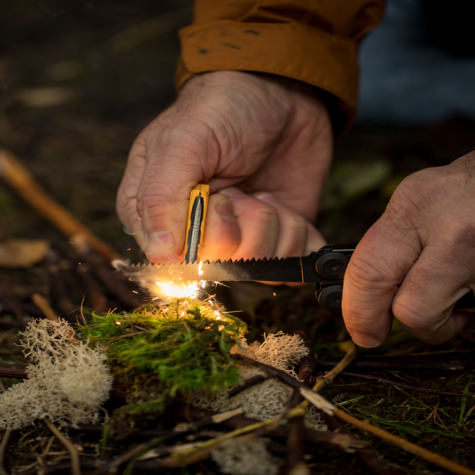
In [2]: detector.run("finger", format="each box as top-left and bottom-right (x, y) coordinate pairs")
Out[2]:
(199, 192), (241, 261)
(392, 243), (473, 343)
(116, 135), (148, 242)
(342, 212), (421, 347)
(254, 192), (325, 257)
(219, 187), (279, 260)
(137, 128), (209, 262)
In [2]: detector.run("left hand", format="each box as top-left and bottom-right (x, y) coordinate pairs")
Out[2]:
(342, 151), (475, 346)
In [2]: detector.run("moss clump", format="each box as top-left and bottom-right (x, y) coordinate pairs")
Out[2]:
(83, 299), (247, 411)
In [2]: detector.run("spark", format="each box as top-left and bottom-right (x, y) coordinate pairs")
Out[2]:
(152, 280), (207, 299)
(198, 261), (204, 276)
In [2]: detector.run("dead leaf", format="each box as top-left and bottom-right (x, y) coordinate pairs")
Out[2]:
(14, 87), (76, 107)
(0, 239), (49, 268)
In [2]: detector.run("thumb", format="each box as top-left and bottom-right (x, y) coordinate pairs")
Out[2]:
(136, 125), (212, 262)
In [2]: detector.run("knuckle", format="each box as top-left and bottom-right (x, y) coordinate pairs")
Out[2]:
(251, 202), (279, 226)
(285, 213), (306, 234)
(447, 221), (475, 249)
(136, 193), (173, 220)
(346, 255), (389, 290)
(344, 309), (377, 335)
(392, 297), (432, 330)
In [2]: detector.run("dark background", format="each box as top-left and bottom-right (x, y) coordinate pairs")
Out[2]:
(0, 0), (474, 283)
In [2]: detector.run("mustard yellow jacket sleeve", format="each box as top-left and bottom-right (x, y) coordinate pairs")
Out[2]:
(176, 0), (385, 129)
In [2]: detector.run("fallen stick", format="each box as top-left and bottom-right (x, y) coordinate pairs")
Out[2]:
(0, 364), (27, 379)
(0, 149), (119, 262)
(333, 409), (474, 475)
(235, 349), (475, 475)
(32, 293), (59, 321)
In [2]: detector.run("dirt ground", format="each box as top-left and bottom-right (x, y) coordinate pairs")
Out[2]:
(0, 2), (474, 474)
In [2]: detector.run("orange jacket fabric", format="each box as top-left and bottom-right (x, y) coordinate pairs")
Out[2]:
(176, 0), (385, 129)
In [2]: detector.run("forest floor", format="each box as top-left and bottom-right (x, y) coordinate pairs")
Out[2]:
(0, 2), (474, 474)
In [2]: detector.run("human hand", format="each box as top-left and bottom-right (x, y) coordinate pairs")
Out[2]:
(117, 71), (332, 262)
(342, 151), (475, 346)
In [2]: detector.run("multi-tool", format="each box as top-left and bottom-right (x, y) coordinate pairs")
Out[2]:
(115, 185), (475, 312)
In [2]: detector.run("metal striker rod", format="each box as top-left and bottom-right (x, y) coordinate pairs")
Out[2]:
(184, 184), (209, 263)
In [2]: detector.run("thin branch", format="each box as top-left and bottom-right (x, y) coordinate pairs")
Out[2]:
(0, 149), (119, 262)
(289, 341), (357, 418)
(227, 374), (269, 397)
(0, 429), (11, 475)
(44, 419), (81, 475)
(247, 344), (475, 475)
(0, 363), (27, 379)
(333, 409), (475, 475)
(32, 293), (59, 321)
(313, 342), (358, 392)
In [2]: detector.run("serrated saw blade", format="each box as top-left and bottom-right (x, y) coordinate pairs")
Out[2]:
(113, 255), (318, 288)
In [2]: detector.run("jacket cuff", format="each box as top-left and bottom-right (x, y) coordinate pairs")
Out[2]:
(176, 20), (359, 128)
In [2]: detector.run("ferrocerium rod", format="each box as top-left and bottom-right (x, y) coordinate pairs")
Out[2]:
(184, 184), (209, 263)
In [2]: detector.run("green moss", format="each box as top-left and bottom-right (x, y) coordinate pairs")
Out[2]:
(82, 299), (247, 412)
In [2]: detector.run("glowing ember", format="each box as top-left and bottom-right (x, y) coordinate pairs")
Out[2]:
(153, 280), (204, 299)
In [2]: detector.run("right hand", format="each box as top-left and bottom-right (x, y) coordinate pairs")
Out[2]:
(116, 71), (333, 262)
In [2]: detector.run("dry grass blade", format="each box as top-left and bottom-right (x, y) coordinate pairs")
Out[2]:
(44, 419), (81, 475)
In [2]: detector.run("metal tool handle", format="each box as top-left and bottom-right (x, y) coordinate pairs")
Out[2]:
(313, 246), (475, 313)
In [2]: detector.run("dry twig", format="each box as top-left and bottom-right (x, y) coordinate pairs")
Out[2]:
(333, 409), (475, 475)
(234, 345), (475, 475)
(32, 293), (59, 321)
(0, 149), (119, 262)
(0, 363), (26, 379)
(44, 419), (81, 475)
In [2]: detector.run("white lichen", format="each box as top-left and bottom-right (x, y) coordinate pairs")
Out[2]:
(238, 331), (310, 379)
(192, 331), (326, 430)
(211, 437), (280, 475)
(0, 319), (112, 430)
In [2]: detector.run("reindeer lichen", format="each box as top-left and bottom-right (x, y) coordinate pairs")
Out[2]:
(0, 319), (112, 430)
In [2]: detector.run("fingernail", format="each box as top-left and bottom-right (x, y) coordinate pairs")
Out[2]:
(132, 222), (147, 250)
(145, 231), (177, 260)
(215, 194), (236, 221)
(219, 187), (241, 199)
(351, 333), (382, 348)
(254, 191), (274, 202)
